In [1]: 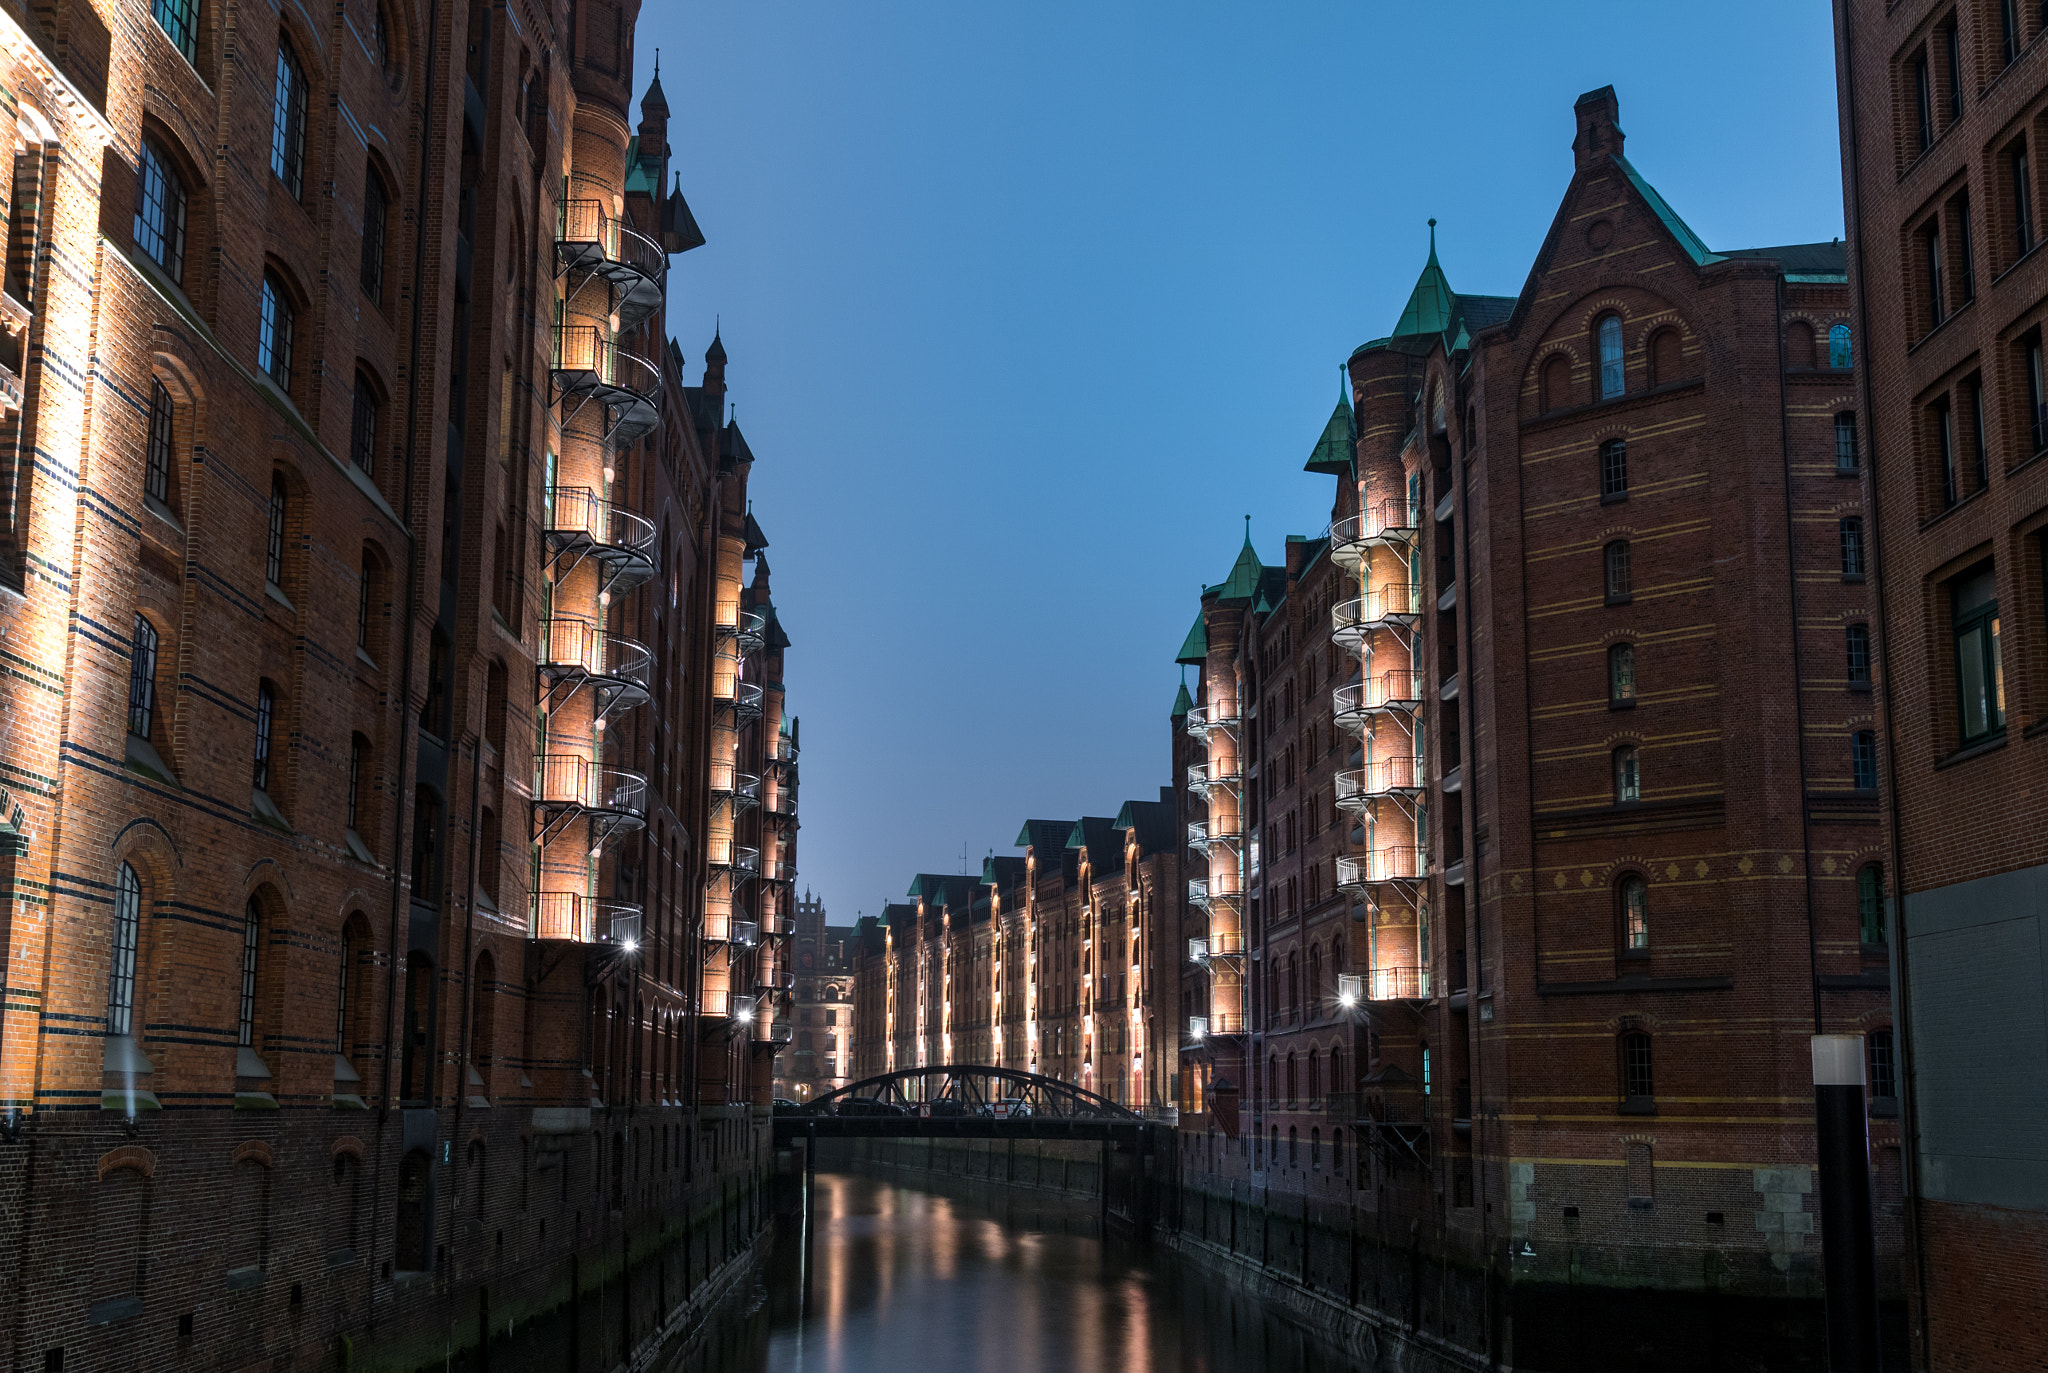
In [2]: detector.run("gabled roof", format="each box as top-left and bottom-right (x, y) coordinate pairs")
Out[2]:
(907, 873), (952, 902)
(1015, 819), (1075, 853)
(1113, 797), (1176, 855)
(1176, 609), (1208, 665)
(1171, 681), (1194, 719)
(1391, 221), (1456, 338)
(1612, 155), (1723, 267)
(982, 854), (1027, 889)
(1213, 529), (1264, 605)
(661, 174), (706, 255)
(763, 606), (790, 651)
(1717, 240), (1848, 281)
(744, 511), (770, 553)
(1065, 816), (1124, 873)
(1304, 377), (1356, 476)
(878, 902), (916, 929)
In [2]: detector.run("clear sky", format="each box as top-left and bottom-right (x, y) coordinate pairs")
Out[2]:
(629, 1), (1847, 926)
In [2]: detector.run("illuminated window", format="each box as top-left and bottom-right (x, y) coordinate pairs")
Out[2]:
(271, 37), (308, 198)
(1599, 437), (1628, 499)
(1613, 746), (1640, 805)
(258, 273), (295, 391)
(1621, 1031), (1654, 1105)
(1852, 730), (1878, 791)
(1619, 875), (1648, 951)
(1951, 565), (2005, 744)
(152, 0), (197, 61)
(253, 680), (276, 791)
(134, 138), (188, 285)
(1829, 324), (1853, 370)
(1603, 540), (1631, 603)
(1597, 314), (1624, 399)
(145, 379), (175, 508)
(127, 615), (159, 739)
(107, 863), (142, 1038)
(1858, 865), (1887, 945)
(1608, 642), (1636, 705)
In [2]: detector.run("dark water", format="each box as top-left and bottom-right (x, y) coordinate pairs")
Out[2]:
(683, 1172), (1354, 1373)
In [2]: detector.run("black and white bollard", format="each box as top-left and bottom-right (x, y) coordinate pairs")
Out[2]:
(1812, 1034), (1882, 1371)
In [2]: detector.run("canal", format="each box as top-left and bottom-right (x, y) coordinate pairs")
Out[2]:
(676, 1170), (1354, 1373)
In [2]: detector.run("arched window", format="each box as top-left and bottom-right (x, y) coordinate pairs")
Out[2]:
(270, 36), (308, 197)
(357, 550), (377, 655)
(1307, 1048), (1320, 1103)
(152, 0), (198, 61)
(145, 378), (176, 511)
(1613, 745), (1641, 805)
(1608, 642), (1636, 706)
(1599, 437), (1628, 498)
(1858, 864), (1887, 945)
(1288, 1125), (1298, 1166)
(237, 897), (262, 1050)
(1829, 323), (1854, 370)
(1621, 1031), (1654, 1106)
(1626, 1141), (1654, 1203)
(336, 922), (356, 1059)
(1619, 874), (1649, 951)
(351, 372), (379, 475)
(1311, 1126), (1322, 1167)
(1836, 412), (1860, 472)
(1847, 624), (1872, 686)
(1852, 730), (1879, 792)
(1597, 315), (1625, 398)
(1286, 1052), (1297, 1104)
(127, 615), (160, 739)
(360, 166), (388, 301)
(107, 863), (142, 1037)
(371, 0), (393, 73)
(135, 138), (188, 285)
(401, 951), (434, 1102)
(1603, 539), (1631, 602)
(265, 475), (287, 586)
(252, 680), (276, 791)
(1541, 354), (1572, 414)
(258, 272), (295, 390)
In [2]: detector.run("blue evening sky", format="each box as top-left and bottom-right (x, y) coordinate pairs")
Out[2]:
(629, 1), (1846, 925)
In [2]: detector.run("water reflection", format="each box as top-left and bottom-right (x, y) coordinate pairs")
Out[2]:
(690, 1172), (1348, 1373)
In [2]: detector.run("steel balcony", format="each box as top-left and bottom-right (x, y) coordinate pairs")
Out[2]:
(1186, 760), (1243, 797)
(708, 839), (760, 878)
(1327, 497), (1419, 572)
(556, 199), (666, 325)
(1366, 965), (1432, 1001)
(1332, 585), (1420, 653)
(1187, 818), (1241, 853)
(1332, 670), (1422, 734)
(532, 892), (643, 944)
(1184, 704), (1240, 739)
(539, 615), (652, 714)
(550, 325), (661, 442)
(543, 486), (657, 595)
(1355, 755), (1423, 799)
(709, 762), (762, 814)
(1336, 847), (1424, 892)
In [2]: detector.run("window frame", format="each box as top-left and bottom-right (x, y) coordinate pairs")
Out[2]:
(1599, 437), (1628, 501)
(237, 898), (261, 1048)
(1618, 874), (1649, 954)
(1607, 642), (1636, 708)
(134, 137), (188, 286)
(1852, 729), (1879, 792)
(1840, 517), (1866, 581)
(1858, 864), (1887, 946)
(270, 36), (309, 199)
(2014, 143), (2036, 259)
(265, 474), (287, 587)
(107, 862), (143, 1039)
(360, 166), (388, 302)
(1603, 539), (1632, 604)
(1868, 1028), (1898, 1105)
(1937, 398), (1959, 508)
(1951, 566), (2005, 745)
(1596, 314), (1624, 400)
(128, 614), (160, 739)
(253, 680), (276, 792)
(1829, 323), (1854, 370)
(151, 0), (199, 61)
(145, 379), (176, 511)
(1847, 623), (1873, 688)
(350, 373), (379, 476)
(1613, 744), (1641, 806)
(258, 273), (295, 393)
(1620, 1031), (1655, 1111)
(1836, 411), (1859, 474)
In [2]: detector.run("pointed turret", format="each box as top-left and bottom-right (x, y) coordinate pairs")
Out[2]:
(1305, 371), (1357, 475)
(1213, 521), (1264, 605)
(1171, 681), (1194, 719)
(1391, 220), (1456, 339)
(1176, 607), (1208, 665)
(637, 55), (669, 161)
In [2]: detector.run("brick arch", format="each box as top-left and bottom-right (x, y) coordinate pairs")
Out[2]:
(1525, 289), (1695, 398)
(112, 816), (181, 870)
(1608, 1010), (1663, 1034)
(330, 1135), (365, 1159)
(148, 346), (208, 415)
(232, 1139), (276, 1168)
(97, 1145), (157, 1179)
(239, 860), (295, 912)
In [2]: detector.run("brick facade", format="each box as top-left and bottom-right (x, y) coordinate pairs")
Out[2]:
(0, 0), (794, 1359)
(1834, 2), (2048, 1368)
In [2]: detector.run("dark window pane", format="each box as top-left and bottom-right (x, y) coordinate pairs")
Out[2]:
(127, 615), (158, 738)
(145, 379), (174, 505)
(253, 681), (274, 791)
(134, 140), (187, 284)
(151, 0), (198, 61)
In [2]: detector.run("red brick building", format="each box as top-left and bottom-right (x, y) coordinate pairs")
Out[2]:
(0, 0), (793, 1359)
(1834, 2), (2048, 1367)
(1175, 88), (1900, 1367)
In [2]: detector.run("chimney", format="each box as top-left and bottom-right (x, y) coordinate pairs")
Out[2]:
(1573, 85), (1623, 172)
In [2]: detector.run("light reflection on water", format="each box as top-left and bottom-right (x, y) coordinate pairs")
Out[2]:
(720, 1172), (1337, 1373)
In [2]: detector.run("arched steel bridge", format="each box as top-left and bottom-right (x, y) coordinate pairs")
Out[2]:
(771, 1065), (1165, 1145)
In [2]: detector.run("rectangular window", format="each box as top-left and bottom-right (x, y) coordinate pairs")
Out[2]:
(1852, 730), (1878, 791)
(1600, 438), (1628, 499)
(1914, 50), (1934, 153)
(1836, 412), (1859, 473)
(1604, 541), (1631, 602)
(238, 903), (260, 1047)
(1952, 566), (2005, 744)
(351, 378), (378, 476)
(145, 379), (175, 506)
(1956, 194), (1975, 302)
(270, 42), (308, 198)
(360, 172), (387, 301)
(1925, 223), (1945, 328)
(1840, 518), (1866, 580)
(1937, 399), (1959, 508)
(347, 737), (364, 831)
(1868, 1030), (1897, 1101)
(2015, 146), (2036, 258)
(127, 615), (159, 738)
(152, 0), (198, 60)
(1609, 642), (1636, 705)
(2028, 336), (2046, 455)
(1859, 866), (1887, 945)
(1969, 377), (1989, 490)
(1847, 624), (1872, 686)
(253, 681), (275, 791)
(2002, 0), (2021, 64)
(1945, 16), (1963, 122)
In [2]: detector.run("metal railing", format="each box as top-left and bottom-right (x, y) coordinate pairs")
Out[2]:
(1184, 704), (1239, 737)
(534, 754), (648, 819)
(533, 892), (642, 944)
(1332, 670), (1422, 730)
(1327, 498), (1418, 568)
(546, 485), (658, 562)
(1336, 847), (1423, 889)
(540, 616), (653, 691)
(1187, 761), (1242, 795)
(708, 840), (760, 876)
(1332, 585), (1420, 646)
(557, 199), (666, 280)
(1187, 819), (1241, 851)
(1367, 965), (1431, 1000)
(1186, 1012), (1246, 1040)
(551, 324), (662, 401)
(708, 763), (762, 808)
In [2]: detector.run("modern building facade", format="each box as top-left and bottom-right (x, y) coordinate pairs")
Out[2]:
(0, 0), (792, 1360)
(1834, 3), (2048, 1368)
(1174, 88), (1901, 1367)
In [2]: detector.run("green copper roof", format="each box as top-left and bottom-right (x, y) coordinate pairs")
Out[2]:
(1176, 609), (1208, 665)
(1214, 527), (1264, 604)
(1171, 681), (1194, 718)
(1613, 155), (1723, 267)
(1391, 221), (1456, 339)
(1304, 375), (1356, 475)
